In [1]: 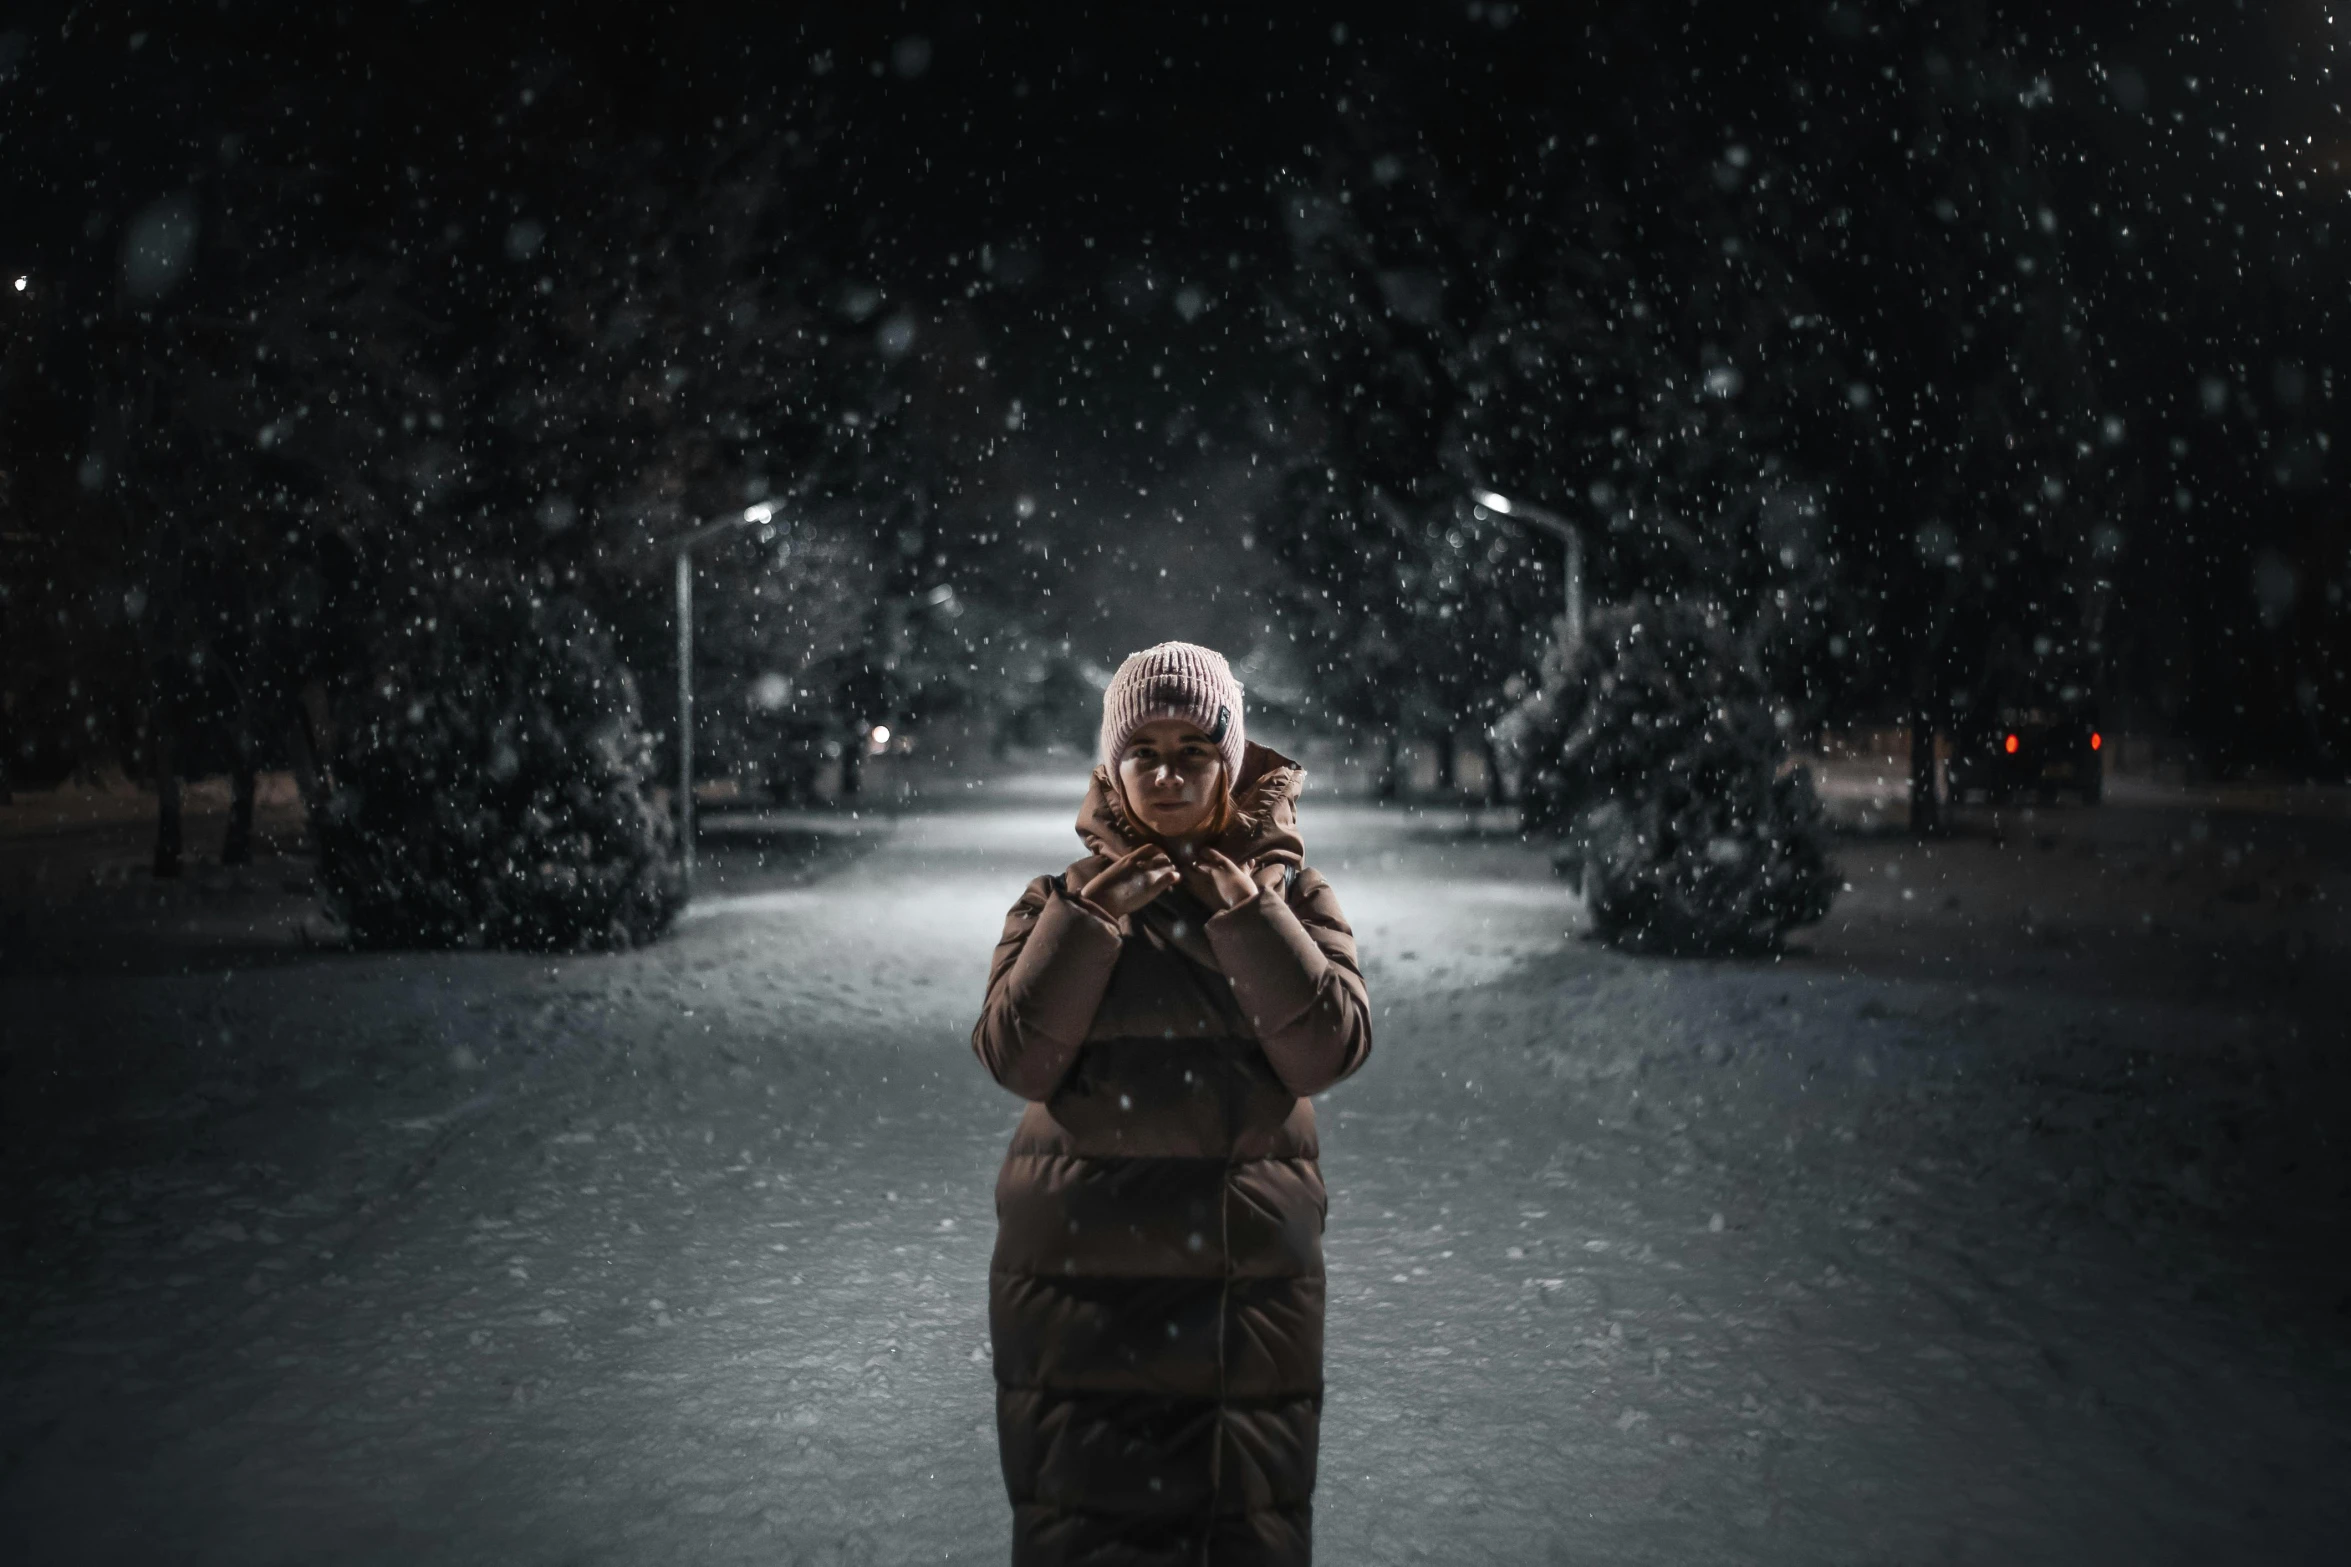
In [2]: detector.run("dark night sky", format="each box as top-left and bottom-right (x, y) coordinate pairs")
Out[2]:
(4, 5), (1383, 663)
(4, 2), (2345, 749)
(5, 1), (2329, 468)
(7, 5), (1358, 402)
(9, 2), (2330, 428)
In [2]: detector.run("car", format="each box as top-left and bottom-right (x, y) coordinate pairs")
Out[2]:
(1946, 701), (2104, 806)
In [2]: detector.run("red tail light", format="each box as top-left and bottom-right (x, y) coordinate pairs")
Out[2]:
(2004, 734), (2020, 754)
(2090, 732), (2102, 751)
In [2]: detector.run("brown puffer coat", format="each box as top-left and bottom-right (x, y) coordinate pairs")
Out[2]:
(973, 743), (1373, 1565)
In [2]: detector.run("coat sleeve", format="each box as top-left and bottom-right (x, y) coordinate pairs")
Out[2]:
(971, 873), (1124, 1102)
(1203, 866), (1373, 1098)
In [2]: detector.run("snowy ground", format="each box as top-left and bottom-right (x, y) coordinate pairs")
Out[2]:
(3, 780), (2349, 1564)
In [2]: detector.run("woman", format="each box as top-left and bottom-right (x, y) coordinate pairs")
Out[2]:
(973, 641), (1373, 1565)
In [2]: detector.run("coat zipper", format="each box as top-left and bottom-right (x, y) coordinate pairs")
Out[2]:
(1202, 1151), (1236, 1563)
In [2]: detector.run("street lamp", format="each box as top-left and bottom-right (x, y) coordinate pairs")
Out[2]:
(1473, 487), (1585, 654)
(674, 499), (782, 897)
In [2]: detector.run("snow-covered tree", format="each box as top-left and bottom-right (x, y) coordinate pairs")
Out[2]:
(1257, 114), (1572, 790)
(1791, 5), (2116, 826)
(314, 569), (679, 951)
(1258, 27), (1843, 792)
(1507, 596), (1835, 956)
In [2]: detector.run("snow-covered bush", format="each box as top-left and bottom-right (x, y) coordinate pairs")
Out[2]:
(1506, 595), (1835, 955)
(316, 573), (681, 951)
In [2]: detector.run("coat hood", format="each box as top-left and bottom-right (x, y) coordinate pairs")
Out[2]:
(1075, 739), (1306, 868)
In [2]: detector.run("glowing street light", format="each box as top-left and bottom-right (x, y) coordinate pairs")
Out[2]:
(11, 276), (26, 292)
(675, 500), (789, 896)
(1472, 487), (1585, 654)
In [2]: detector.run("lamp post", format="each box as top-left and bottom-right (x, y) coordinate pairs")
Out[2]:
(674, 500), (781, 897)
(1472, 488), (1585, 654)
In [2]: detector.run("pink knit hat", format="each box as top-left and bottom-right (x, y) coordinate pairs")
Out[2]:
(1098, 642), (1247, 785)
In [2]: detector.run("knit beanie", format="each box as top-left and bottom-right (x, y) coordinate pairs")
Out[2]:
(1098, 642), (1247, 786)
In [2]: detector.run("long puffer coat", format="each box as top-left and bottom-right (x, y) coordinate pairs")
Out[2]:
(973, 743), (1373, 1565)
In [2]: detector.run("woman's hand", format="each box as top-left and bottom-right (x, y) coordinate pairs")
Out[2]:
(1177, 847), (1263, 913)
(1078, 844), (1179, 919)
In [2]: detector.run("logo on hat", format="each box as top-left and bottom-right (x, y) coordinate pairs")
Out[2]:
(1206, 704), (1231, 743)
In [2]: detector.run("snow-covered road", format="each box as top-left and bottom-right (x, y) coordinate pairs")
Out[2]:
(4, 790), (2347, 1563)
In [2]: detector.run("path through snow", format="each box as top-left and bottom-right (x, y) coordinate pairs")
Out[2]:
(3, 789), (2347, 1563)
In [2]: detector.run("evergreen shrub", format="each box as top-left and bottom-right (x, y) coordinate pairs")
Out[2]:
(1507, 594), (1836, 955)
(316, 572), (681, 950)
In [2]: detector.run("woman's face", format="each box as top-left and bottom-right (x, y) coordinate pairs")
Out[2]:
(1116, 718), (1225, 840)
